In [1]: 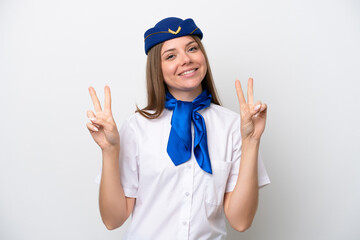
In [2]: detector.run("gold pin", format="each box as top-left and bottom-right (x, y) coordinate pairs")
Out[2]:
(168, 26), (181, 35)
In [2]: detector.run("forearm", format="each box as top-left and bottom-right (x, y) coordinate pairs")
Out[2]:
(99, 147), (130, 229)
(225, 139), (260, 231)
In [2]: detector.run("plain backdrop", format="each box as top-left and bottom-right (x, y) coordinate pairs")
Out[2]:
(1, 0), (359, 239)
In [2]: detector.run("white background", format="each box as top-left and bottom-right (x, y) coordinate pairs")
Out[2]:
(1, 0), (359, 239)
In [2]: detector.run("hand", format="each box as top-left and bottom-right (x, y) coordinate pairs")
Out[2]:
(235, 78), (267, 141)
(86, 86), (120, 151)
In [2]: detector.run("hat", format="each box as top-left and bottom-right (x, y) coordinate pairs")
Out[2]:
(144, 17), (203, 54)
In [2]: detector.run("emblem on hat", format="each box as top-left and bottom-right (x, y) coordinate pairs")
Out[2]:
(168, 26), (181, 35)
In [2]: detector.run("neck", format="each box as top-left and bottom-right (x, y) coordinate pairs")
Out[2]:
(168, 87), (203, 102)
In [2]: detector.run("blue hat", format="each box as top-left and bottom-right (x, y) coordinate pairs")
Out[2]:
(144, 17), (203, 55)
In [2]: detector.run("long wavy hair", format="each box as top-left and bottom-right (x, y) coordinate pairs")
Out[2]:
(136, 36), (221, 119)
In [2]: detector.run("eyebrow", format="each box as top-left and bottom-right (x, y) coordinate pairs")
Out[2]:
(161, 40), (196, 56)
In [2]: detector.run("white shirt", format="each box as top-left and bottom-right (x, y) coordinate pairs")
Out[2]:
(98, 104), (270, 240)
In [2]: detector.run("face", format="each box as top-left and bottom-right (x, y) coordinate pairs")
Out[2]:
(161, 36), (207, 101)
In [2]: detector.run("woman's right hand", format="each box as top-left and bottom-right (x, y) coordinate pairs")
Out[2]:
(86, 86), (120, 152)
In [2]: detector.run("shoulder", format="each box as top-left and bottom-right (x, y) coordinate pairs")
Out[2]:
(207, 104), (239, 117)
(120, 109), (172, 133)
(125, 109), (172, 124)
(201, 104), (240, 132)
(202, 104), (240, 121)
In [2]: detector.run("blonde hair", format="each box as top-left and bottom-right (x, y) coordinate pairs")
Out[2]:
(136, 36), (221, 119)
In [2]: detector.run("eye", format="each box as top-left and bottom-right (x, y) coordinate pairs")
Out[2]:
(165, 54), (175, 60)
(188, 46), (198, 52)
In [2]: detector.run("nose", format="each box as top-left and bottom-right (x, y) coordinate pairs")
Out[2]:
(180, 52), (191, 65)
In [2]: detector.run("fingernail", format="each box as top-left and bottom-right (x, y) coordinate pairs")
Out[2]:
(89, 117), (96, 121)
(254, 105), (261, 111)
(255, 112), (260, 117)
(93, 126), (99, 131)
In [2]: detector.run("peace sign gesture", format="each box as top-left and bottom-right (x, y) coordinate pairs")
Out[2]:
(86, 86), (120, 151)
(235, 78), (267, 141)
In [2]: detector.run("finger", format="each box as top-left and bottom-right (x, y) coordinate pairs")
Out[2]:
(91, 117), (113, 130)
(260, 103), (267, 112)
(104, 85), (111, 113)
(86, 110), (101, 128)
(87, 110), (96, 119)
(247, 78), (254, 105)
(235, 80), (246, 105)
(255, 103), (267, 118)
(253, 101), (262, 114)
(86, 122), (99, 132)
(88, 86), (102, 113)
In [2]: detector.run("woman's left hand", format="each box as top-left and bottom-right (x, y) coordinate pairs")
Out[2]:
(235, 78), (267, 141)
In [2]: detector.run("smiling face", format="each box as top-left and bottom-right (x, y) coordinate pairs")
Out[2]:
(161, 36), (207, 101)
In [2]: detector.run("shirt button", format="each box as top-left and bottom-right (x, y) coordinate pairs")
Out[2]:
(187, 164), (192, 169)
(182, 221), (187, 226)
(185, 192), (189, 197)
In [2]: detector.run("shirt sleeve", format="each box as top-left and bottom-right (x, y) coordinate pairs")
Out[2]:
(225, 119), (270, 192)
(94, 118), (139, 198)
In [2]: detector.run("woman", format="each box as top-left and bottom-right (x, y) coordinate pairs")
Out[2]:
(87, 17), (270, 240)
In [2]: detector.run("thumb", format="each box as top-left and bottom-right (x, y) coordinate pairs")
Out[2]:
(251, 102), (262, 117)
(91, 117), (114, 130)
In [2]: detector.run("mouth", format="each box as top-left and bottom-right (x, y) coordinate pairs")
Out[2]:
(179, 68), (198, 76)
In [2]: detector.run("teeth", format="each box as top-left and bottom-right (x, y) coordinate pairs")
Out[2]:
(180, 69), (195, 76)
